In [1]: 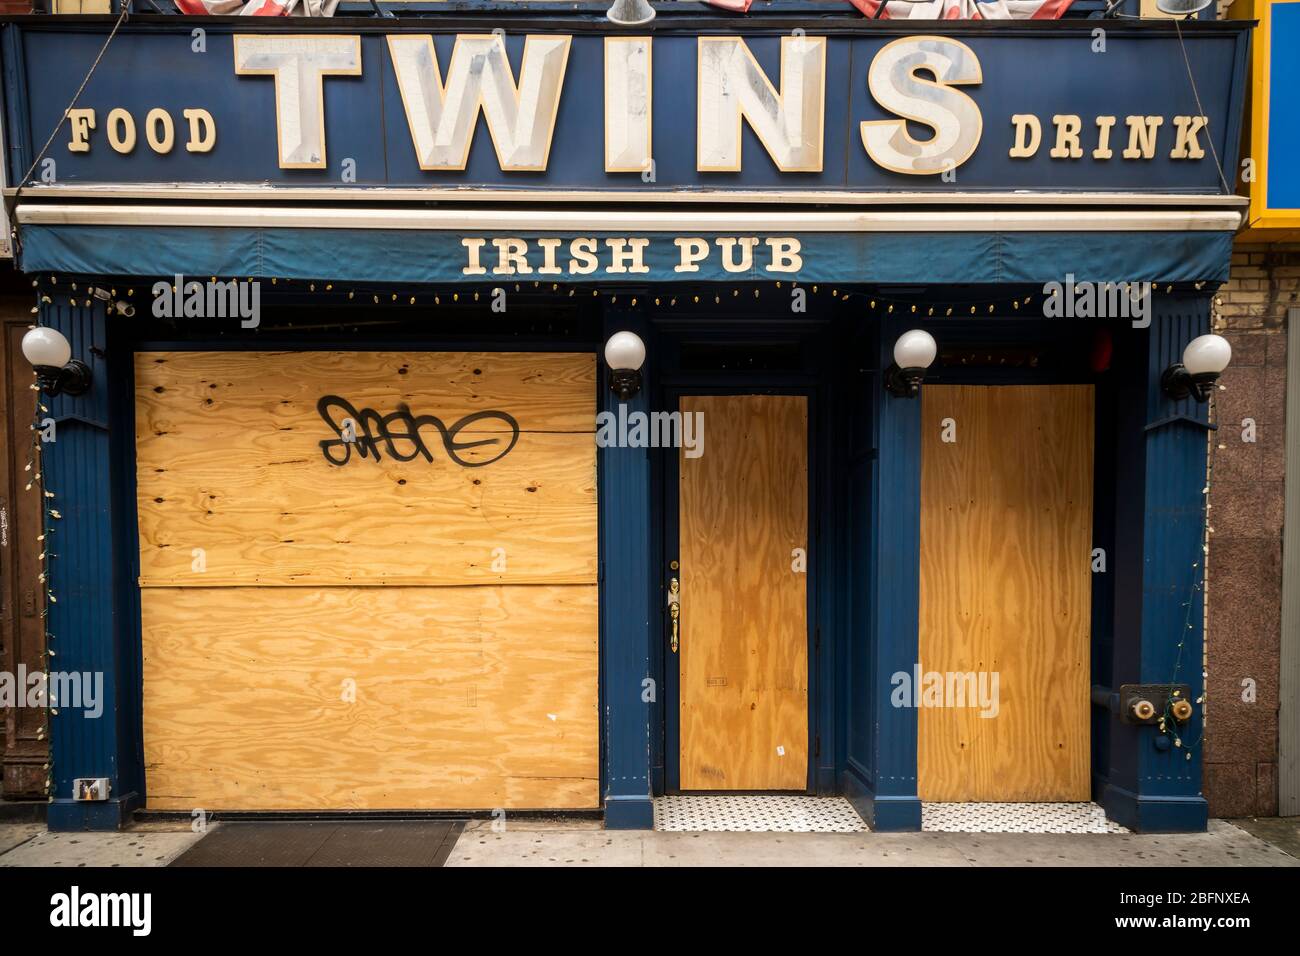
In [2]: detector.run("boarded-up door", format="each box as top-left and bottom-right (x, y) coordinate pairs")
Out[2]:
(135, 351), (598, 810)
(678, 394), (808, 790)
(919, 385), (1093, 802)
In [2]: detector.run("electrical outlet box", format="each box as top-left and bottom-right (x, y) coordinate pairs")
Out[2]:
(73, 778), (110, 801)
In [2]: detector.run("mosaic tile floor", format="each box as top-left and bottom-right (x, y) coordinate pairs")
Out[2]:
(654, 796), (869, 833)
(921, 802), (1129, 834)
(652, 796), (1128, 834)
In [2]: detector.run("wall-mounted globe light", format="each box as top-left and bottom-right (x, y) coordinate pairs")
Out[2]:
(1154, 0), (1212, 15)
(1161, 333), (1232, 403)
(604, 330), (646, 401)
(607, 0), (656, 26)
(22, 326), (92, 397)
(884, 329), (938, 398)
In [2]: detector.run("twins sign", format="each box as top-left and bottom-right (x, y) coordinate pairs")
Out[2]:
(28, 23), (1245, 194)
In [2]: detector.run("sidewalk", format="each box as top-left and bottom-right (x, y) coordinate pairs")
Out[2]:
(0, 818), (1295, 867)
(0, 820), (204, 867)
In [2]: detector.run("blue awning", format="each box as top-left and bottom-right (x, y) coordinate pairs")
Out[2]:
(19, 224), (1234, 285)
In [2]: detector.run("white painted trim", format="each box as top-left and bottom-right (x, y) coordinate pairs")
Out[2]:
(16, 204), (1243, 233)
(3, 183), (1251, 208)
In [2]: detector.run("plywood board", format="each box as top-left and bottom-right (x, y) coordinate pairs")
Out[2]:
(135, 351), (596, 586)
(678, 394), (809, 790)
(141, 584), (599, 810)
(919, 385), (1093, 802)
(136, 350), (599, 812)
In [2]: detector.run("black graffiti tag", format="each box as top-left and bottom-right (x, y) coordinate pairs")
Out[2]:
(317, 395), (520, 468)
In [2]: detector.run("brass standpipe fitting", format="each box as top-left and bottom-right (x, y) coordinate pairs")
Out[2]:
(1131, 699), (1157, 722)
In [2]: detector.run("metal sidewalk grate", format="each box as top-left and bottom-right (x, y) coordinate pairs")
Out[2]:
(168, 820), (465, 867)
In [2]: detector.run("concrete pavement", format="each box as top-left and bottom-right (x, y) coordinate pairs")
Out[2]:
(445, 818), (1300, 867)
(0, 817), (1294, 867)
(0, 820), (204, 867)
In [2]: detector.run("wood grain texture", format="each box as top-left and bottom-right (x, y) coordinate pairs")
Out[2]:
(141, 585), (599, 810)
(678, 394), (809, 790)
(135, 351), (596, 586)
(918, 385), (1093, 802)
(1, 317), (48, 797)
(136, 350), (599, 811)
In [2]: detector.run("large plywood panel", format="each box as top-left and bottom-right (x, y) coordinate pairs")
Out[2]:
(678, 394), (808, 791)
(135, 351), (596, 586)
(141, 584), (599, 810)
(919, 385), (1093, 802)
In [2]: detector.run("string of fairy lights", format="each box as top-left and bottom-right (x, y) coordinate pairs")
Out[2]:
(1151, 392), (1217, 763)
(30, 272), (1215, 326)
(25, 288), (60, 802)
(34, 274), (1053, 318)
(1159, 368), (1222, 762)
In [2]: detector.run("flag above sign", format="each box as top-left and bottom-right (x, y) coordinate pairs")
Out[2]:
(170, 0), (1076, 18)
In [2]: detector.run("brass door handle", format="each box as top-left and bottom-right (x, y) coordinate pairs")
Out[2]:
(668, 576), (681, 654)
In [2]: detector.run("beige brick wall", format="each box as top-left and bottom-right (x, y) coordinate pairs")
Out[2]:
(1216, 245), (1300, 330)
(1204, 241), (1298, 817)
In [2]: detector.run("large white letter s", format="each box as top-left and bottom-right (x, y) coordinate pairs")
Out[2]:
(860, 36), (983, 176)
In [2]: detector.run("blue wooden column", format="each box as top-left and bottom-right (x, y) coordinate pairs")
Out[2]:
(598, 309), (654, 829)
(1100, 295), (1211, 832)
(844, 316), (923, 831)
(39, 296), (143, 831)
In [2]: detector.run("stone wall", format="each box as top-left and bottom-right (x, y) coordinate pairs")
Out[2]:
(1204, 242), (1298, 817)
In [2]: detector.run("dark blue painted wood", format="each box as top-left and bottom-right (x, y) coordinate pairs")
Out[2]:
(1090, 369), (1119, 804)
(845, 315), (922, 831)
(839, 319), (875, 807)
(9, 22), (1250, 195)
(599, 309), (654, 830)
(1099, 295), (1211, 832)
(2, 24), (33, 192)
(39, 297), (143, 831)
(810, 328), (839, 796)
(658, 381), (683, 796)
(106, 307), (148, 817)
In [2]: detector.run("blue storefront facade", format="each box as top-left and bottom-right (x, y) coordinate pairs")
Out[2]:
(0, 8), (1250, 832)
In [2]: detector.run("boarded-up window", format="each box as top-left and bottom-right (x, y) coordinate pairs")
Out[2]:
(135, 351), (598, 810)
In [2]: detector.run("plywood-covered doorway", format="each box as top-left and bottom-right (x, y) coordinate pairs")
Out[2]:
(919, 385), (1093, 802)
(675, 394), (809, 791)
(134, 350), (599, 811)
